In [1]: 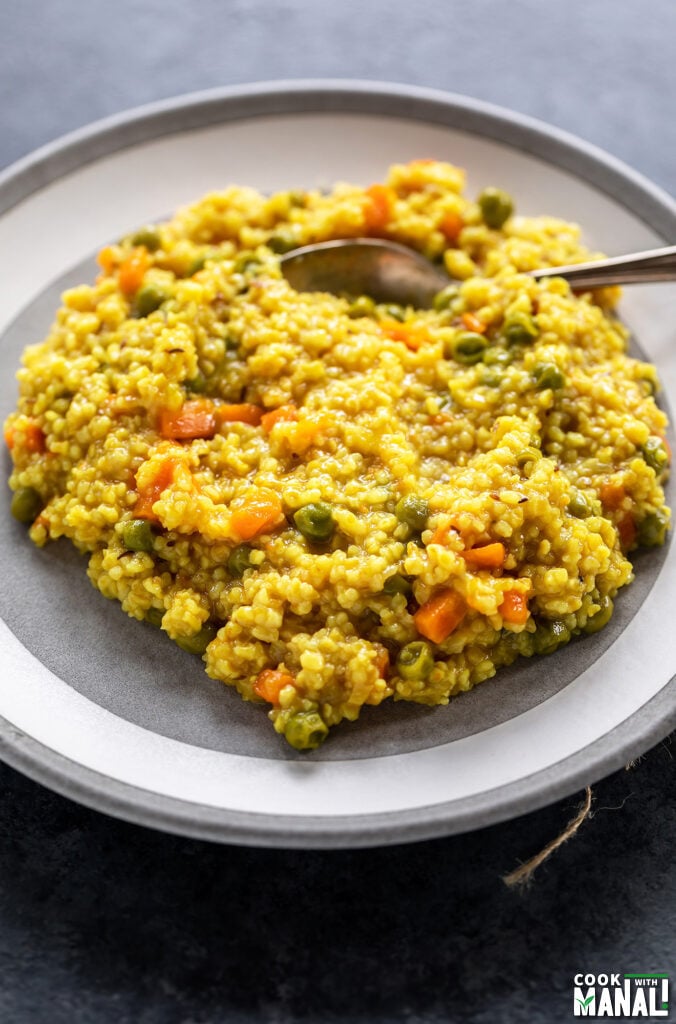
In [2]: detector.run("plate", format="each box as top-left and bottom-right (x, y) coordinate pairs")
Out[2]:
(0, 80), (675, 848)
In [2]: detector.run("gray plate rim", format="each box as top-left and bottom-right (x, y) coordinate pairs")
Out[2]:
(1, 78), (675, 848)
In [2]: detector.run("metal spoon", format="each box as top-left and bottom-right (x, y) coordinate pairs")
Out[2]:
(280, 238), (676, 308)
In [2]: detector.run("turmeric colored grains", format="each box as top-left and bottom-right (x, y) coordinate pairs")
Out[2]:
(5, 161), (670, 749)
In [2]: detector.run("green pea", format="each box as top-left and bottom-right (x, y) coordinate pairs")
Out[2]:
(584, 595), (613, 634)
(515, 447), (542, 474)
(637, 508), (669, 547)
(294, 502), (336, 543)
(284, 711), (329, 751)
(187, 254), (207, 276)
(135, 283), (168, 317)
(10, 486), (43, 524)
(186, 370), (208, 393)
(348, 295), (376, 319)
(533, 362), (565, 390)
(451, 331), (488, 365)
(228, 544), (254, 578)
(130, 226), (161, 251)
(145, 607), (164, 627)
(176, 624), (218, 656)
(234, 252), (260, 274)
(358, 609), (381, 633)
(396, 641), (435, 681)
(483, 346), (514, 367)
(503, 310), (539, 345)
(395, 495), (429, 531)
(641, 436), (669, 474)
(381, 304), (407, 322)
(567, 489), (592, 519)
(267, 232), (298, 254)
(383, 574), (412, 597)
(433, 284), (461, 312)
(533, 619), (570, 655)
(478, 187), (514, 229)
(480, 367), (504, 388)
(122, 518), (155, 553)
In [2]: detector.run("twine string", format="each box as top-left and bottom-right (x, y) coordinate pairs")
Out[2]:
(503, 786), (593, 888)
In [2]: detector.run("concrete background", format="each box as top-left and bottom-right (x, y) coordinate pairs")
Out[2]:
(1, 1), (675, 1021)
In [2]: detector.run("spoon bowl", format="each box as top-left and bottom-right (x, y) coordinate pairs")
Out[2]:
(280, 237), (449, 307)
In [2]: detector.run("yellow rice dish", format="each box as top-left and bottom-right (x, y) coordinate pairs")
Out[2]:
(4, 160), (671, 750)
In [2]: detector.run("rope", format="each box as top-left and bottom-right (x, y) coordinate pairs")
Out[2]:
(503, 786), (593, 888)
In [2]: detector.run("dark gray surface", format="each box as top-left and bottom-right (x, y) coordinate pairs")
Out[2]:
(0, 745), (674, 1024)
(1, 1), (675, 1021)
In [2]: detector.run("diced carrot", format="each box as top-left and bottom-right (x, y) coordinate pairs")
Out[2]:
(134, 457), (178, 521)
(428, 515), (453, 546)
(216, 403), (263, 426)
(373, 643), (390, 679)
(617, 513), (636, 549)
(599, 481), (626, 510)
(460, 542), (506, 569)
(254, 668), (294, 704)
(26, 422), (45, 453)
(414, 589), (466, 644)
(440, 210), (464, 244)
(461, 311), (487, 334)
(118, 247), (151, 295)
(6, 418), (46, 454)
(97, 246), (117, 275)
(500, 589), (529, 625)
(14, 420), (47, 454)
(261, 404), (299, 432)
(363, 184), (396, 233)
(159, 400), (216, 441)
(380, 319), (430, 351)
(230, 489), (284, 540)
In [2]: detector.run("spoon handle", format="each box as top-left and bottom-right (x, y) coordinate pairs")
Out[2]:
(530, 244), (676, 288)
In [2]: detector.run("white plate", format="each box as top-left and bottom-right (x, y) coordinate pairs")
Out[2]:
(0, 81), (674, 848)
